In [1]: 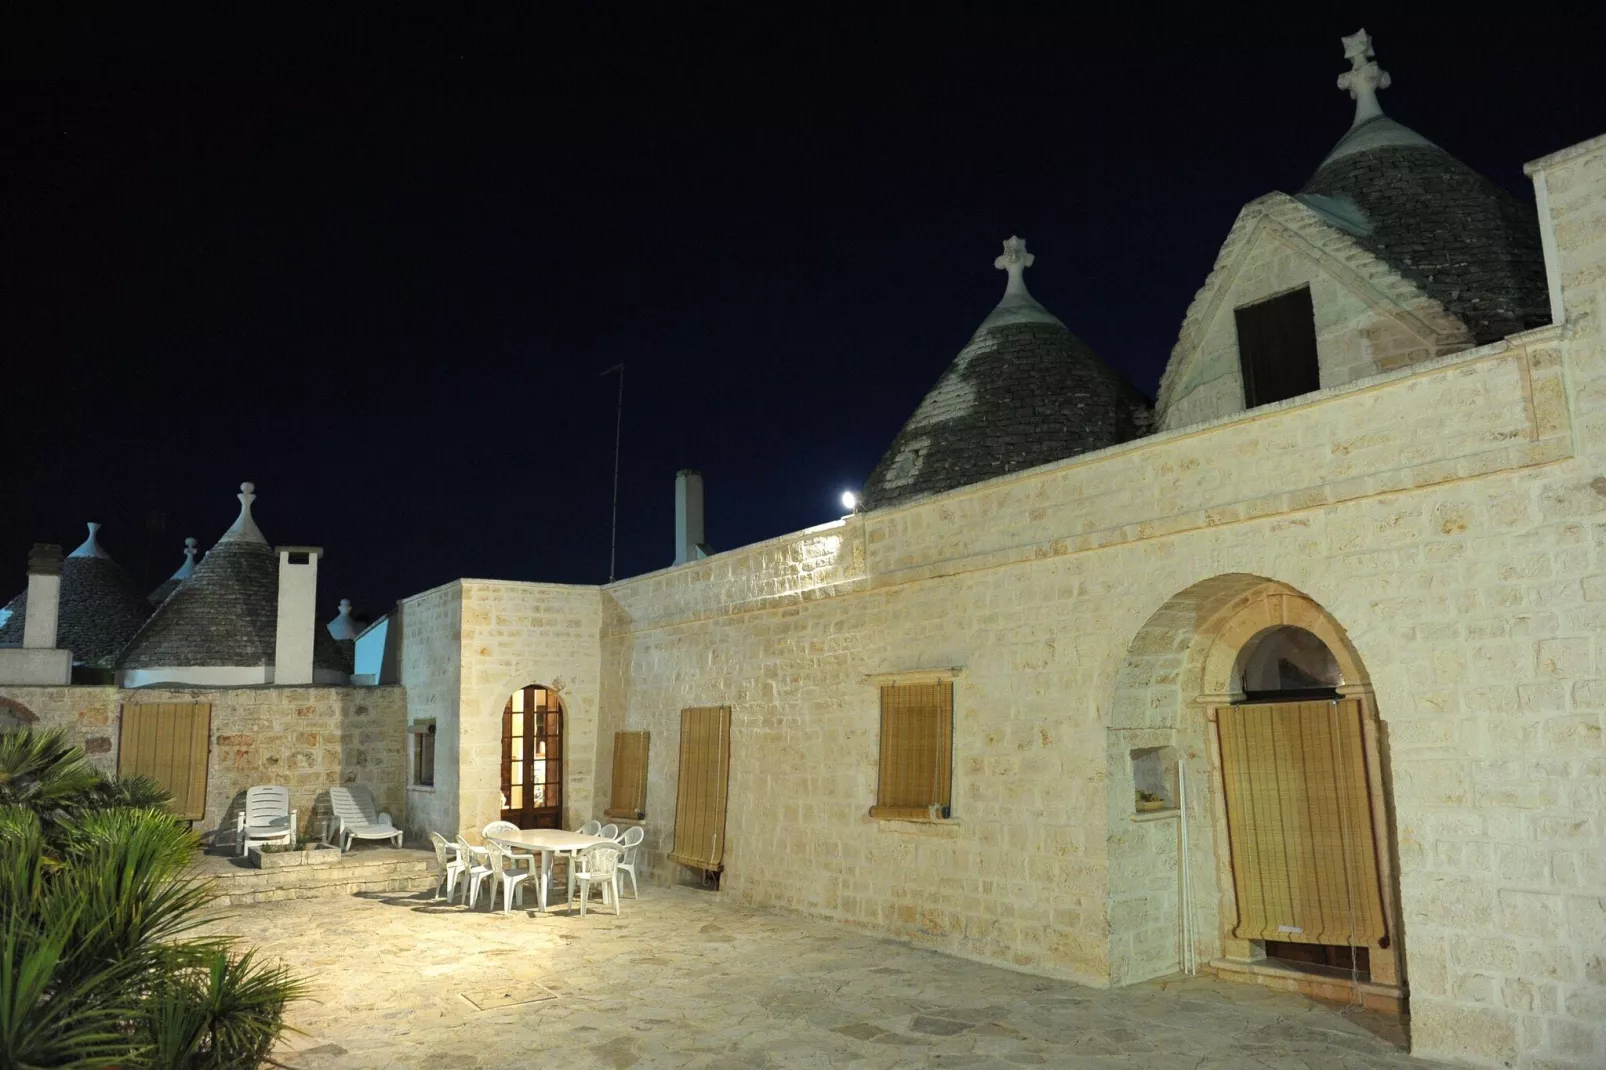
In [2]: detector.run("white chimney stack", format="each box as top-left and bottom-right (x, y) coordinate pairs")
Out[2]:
(22, 543), (63, 650)
(674, 469), (711, 566)
(273, 545), (322, 685)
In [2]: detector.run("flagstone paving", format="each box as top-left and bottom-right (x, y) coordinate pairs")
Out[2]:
(202, 885), (1450, 1069)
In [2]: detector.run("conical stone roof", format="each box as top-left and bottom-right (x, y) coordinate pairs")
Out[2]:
(0, 523), (153, 669)
(117, 483), (347, 674)
(861, 237), (1148, 511)
(1300, 31), (1548, 343)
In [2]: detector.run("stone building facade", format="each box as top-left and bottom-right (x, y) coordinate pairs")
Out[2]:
(2, 38), (1601, 1070)
(381, 127), (1606, 1068)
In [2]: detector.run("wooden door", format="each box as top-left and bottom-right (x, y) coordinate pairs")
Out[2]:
(500, 685), (563, 828)
(1216, 698), (1386, 948)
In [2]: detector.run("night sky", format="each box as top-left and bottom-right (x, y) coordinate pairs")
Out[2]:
(5, 10), (1603, 622)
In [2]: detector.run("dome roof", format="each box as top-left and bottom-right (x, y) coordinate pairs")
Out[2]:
(117, 483), (347, 674)
(861, 237), (1148, 511)
(0, 523), (153, 669)
(1300, 31), (1548, 344)
(147, 537), (200, 605)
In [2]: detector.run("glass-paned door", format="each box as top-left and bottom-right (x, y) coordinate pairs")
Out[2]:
(501, 685), (563, 828)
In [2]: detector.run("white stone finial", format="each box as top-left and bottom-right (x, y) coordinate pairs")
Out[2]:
(222, 480), (267, 543)
(1336, 28), (1390, 128)
(994, 236), (1035, 298)
(183, 536), (198, 559)
(327, 597), (359, 640)
(69, 521), (109, 559)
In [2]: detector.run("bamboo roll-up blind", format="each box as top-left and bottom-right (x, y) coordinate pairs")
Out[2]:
(1216, 699), (1386, 946)
(871, 681), (953, 820)
(118, 703), (212, 821)
(668, 707), (730, 873)
(605, 731), (650, 819)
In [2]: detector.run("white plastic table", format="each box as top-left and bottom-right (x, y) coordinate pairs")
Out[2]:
(485, 829), (614, 912)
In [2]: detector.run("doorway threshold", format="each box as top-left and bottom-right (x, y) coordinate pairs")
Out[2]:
(1209, 957), (1405, 1014)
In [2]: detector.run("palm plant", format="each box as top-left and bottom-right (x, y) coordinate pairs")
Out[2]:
(0, 731), (306, 1068)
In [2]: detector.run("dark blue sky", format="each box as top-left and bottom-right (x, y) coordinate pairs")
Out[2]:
(5, 9), (1602, 619)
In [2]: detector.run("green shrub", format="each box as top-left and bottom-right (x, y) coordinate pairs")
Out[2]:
(0, 730), (306, 1068)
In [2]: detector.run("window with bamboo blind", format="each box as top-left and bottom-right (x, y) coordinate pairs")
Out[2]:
(605, 730), (649, 819)
(1216, 698), (1387, 947)
(668, 707), (730, 873)
(872, 680), (953, 820)
(118, 703), (212, 821)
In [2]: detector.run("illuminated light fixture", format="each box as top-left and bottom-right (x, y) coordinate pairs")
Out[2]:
(841, 491), (859, 512)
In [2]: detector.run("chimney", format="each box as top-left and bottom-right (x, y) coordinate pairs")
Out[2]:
(674, 469), (711, 566)
(273, 545), (323, 684)
(22, 543), (63, 649)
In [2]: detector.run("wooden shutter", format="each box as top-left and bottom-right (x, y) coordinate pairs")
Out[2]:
(667, 707), (730, 873)
(118, 703), (212, 821)
(1216, 699), (1386, 946)
(871, 681), (953, 820)
(1235, 287), (1320, 408)
(605, 731), (650, 819)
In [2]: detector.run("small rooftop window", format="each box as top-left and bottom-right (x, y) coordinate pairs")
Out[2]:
(1235, 287), (1320, 409)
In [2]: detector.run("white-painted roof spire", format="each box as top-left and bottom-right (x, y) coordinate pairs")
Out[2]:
(326, 597), (359, 640)
(980, 236), (1062, 329)
(221, 481), (267, 544)
(995, 235), (1035, 297)
(69, 522), (111, 559)
(1337, 28), (1390, 128)
(170, 537), (199, 580)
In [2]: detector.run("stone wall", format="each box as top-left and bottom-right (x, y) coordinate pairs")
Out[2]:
(456, 580), (601, 832)
(584, 140), (1606, 1068)
(0, 684), (407, 845)
(402, 580), (602, 840)
(396, 581), (462, 840)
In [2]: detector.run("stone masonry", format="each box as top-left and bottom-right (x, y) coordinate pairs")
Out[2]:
(0, 684), (406, 845)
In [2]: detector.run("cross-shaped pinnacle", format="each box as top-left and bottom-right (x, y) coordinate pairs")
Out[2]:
(183, 536), (198, 562)
(1336, 28), (1391, 128)
(994, 236), (1035, 297)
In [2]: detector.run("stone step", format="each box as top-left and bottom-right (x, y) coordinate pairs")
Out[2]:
(195, 848), (441, 907)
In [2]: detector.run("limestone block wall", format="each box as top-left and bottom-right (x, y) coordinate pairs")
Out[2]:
(1158, 194), (1473, 431)
(0, 684), (406, 845)
(456, 580), (601, 834)
(396, 581), (462, 840)
(598, 291), (1601, 1067)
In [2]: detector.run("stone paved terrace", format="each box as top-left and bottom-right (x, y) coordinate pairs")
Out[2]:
(200, 886), (1453, 1069)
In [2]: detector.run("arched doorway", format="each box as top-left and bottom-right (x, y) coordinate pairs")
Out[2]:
(500, 684), (563, 829)
(1109, 577), (1404, 1010)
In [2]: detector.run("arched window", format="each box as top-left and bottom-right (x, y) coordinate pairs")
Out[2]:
(500, 685), (563, 829)
(1240, 626), (1342, 699)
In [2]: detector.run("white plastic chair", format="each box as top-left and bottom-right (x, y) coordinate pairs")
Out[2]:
(616, 825), (644, 898)
(482, 820), (537, 873)
(327, 785), (403, 851)
(482, 841), (534, 914)
(236, 785), (296, 856)
(429, 832), (468, 902)
(569, 845), (622, 917)
(458, 835), (494, 909)
(577, 820), (601, 836)
(599, 823), (620, 841)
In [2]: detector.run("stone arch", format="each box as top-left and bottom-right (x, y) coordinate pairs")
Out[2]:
(1105, 574), (1403, 1007)
(0, 697), (38, 732)
(466, 672), (574, 831)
